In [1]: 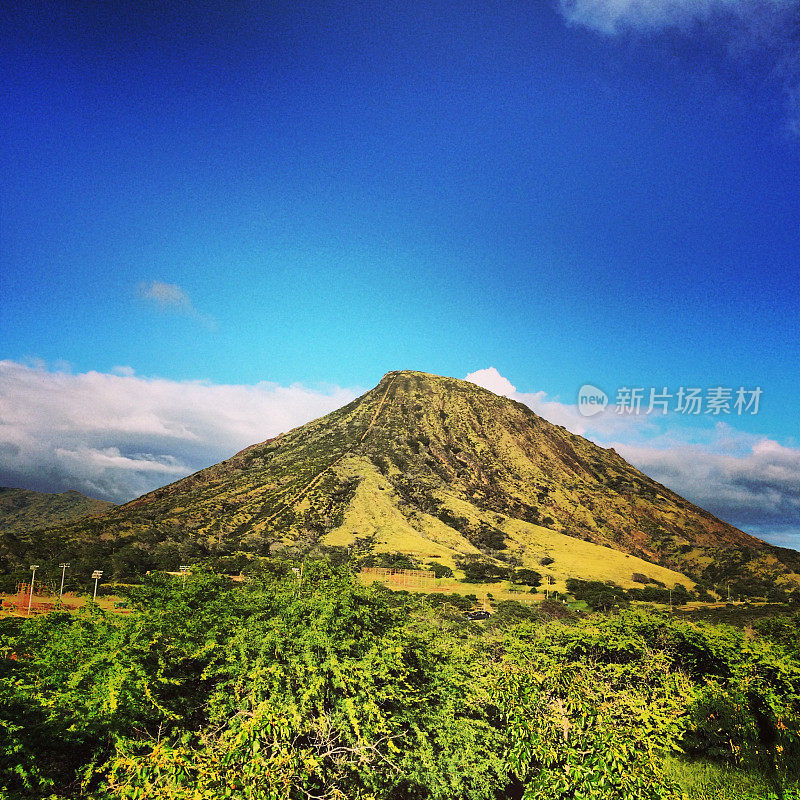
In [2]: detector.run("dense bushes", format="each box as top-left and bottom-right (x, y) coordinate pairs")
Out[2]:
(1, 563), (799, 799)
(360, 552), (417, 570)
(426, 561), (454, 578)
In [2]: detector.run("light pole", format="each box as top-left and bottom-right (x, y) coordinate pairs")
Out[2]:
(59, 562), (70, 598)
(91, 570), (103, 601)
(179, 565), (190, 587)
(27, 565), (39, 615)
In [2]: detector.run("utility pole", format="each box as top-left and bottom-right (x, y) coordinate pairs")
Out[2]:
(92, 570), (103, 601)
(669, 587), (673, 613)
(59, 563), (70, 598)
(180, 565), (190, 587)
(27, 565), (39, 615)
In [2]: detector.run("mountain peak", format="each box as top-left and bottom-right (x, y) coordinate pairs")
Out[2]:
(372, 369), (510, 402)
(376, 370), (479, 390)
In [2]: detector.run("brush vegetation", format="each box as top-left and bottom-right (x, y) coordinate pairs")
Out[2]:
(1, 562), (799, 799)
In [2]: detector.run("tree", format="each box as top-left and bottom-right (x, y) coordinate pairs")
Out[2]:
(512, 569), (542, 587)
(427, 562), (454, 578)
(457, 557), (511, 583)
(566, 578), (628, 611)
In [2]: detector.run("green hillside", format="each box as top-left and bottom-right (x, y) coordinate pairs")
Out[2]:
(0, 488), (114, 537)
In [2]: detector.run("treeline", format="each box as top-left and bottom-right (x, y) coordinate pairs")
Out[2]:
(1, 561), (799, 800)
(563, 577), (800, 610)
(565, 578), (697, 610)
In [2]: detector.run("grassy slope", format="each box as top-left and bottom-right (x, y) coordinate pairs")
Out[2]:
(325, 456), (694, 590)
(7, 371), (799, 590)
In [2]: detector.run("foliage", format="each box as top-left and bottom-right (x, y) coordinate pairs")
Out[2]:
(754, 612), (800, 657)
(360, 552), (416, 570)
(1, 563), (799, 799)
(501, 655), (686, 799)
(423, 592), (472, 611)
(487, 600), (540, 626)
(426, 562), (454, 578)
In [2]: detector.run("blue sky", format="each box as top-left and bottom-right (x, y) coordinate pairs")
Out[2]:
(1, 1), (798, 546)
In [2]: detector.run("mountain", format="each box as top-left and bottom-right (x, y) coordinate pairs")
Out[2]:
(4, 371), (799, 594)
(0, 487), (115, 537)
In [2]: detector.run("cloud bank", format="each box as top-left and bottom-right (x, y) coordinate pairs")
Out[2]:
(0, 360), (359, 503)
(466, 367), (800, 549)
(613, 434), (800, 547)
(559, 0), (800, 133)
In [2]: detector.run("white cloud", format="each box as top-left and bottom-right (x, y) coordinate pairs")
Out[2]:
(466, 367), (800, 549)
(612, 433), (800, 545)
(137, 281), (191, 308)
(54, 446), (187, 474)
(465, 367), (518, 397)
(559, 0), (790, 33)
(559, 0), (800, 132)
(612, 436), (800, 516)
(136, 281), (216, 328)
(0, 360), (360, 503)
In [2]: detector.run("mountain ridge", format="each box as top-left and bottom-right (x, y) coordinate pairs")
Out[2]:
(0, 487), (115, 537)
